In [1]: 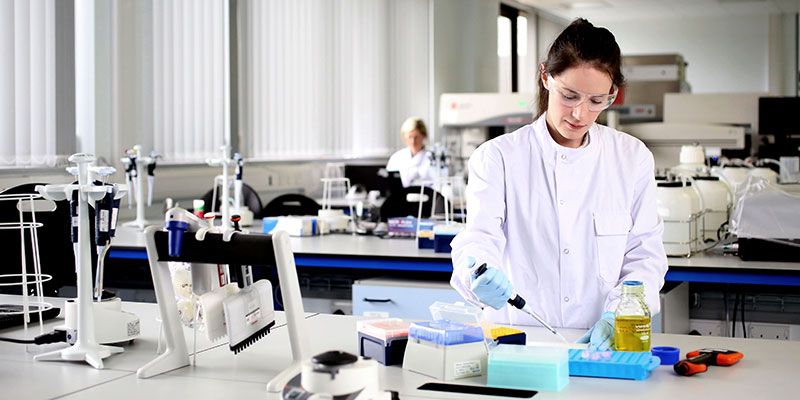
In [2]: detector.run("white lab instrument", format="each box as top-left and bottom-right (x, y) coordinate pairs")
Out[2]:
(62, 298), (139, 344)
(275, 351), (393, 400)
(450, 116), (667, 328)
(624, 92), (763, 170)
(439, 92), (535, 175)
(692, 177), (732, 243)
(403, 301), (488, 381)
(207, 145), (236, 230)
(670, 144), (709, 178)
(121, 145), (159, 230)
(655, 180), (703, 257)
(712, 164), (751, 194)
(35, 153), (125, 369)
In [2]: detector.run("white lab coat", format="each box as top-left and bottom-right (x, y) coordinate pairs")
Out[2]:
(386, 148), (435, 187)
(450, 114), (667, 329)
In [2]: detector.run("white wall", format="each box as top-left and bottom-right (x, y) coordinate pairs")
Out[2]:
(433, 0), (499, 141)
(602, 14), (771, 93)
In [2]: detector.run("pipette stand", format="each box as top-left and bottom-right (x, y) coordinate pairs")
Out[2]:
(34, 153), (124, 369)
(122, 145), (156, 230)
(136, 228), (309, 380)
(207, 145), (235, 231)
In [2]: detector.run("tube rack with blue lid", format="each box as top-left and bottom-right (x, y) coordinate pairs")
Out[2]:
(408, 321), (484, 346)
(567, 349), (660, 380)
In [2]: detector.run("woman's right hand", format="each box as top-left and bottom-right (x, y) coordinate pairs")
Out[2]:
(466, 256), (513, 310)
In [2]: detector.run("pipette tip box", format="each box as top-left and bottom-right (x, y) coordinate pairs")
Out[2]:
(357, 319), (410, 366)
(486, 326), (527, 345)
(567, 349), (661, 380)
(403, 320), (488, 380)
(488, 345), (569, 392)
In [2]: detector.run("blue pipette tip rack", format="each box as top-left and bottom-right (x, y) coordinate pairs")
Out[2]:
(568, 349), (660, 380)
(408, 321), (484, 346)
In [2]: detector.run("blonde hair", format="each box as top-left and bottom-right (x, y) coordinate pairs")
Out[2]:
(400, 117), (428, 139)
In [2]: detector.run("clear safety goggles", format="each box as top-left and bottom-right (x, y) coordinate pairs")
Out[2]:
(546, 74), (618, 112)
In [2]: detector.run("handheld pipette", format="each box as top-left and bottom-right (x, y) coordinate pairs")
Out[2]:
(473, 263), (568, 343)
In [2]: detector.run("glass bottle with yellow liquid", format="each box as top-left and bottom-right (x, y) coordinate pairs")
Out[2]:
(614, 281), (651, 351)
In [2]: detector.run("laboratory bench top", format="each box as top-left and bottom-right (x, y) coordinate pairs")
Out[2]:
(0, 297), (798, 399)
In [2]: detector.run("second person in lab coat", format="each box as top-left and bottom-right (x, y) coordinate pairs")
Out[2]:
(386, 117), (436, 187)
(450, 18), (667, 350)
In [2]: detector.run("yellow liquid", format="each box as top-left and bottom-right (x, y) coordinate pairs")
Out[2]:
(614, 315), (651, 352)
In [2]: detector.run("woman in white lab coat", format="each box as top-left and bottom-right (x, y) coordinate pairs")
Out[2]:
(386, 117), (435, 187)
(450, 18), (667, 350)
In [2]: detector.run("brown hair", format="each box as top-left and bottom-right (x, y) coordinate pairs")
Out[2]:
(536, 18), (625, 118)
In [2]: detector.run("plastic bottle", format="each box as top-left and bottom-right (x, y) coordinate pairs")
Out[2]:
(614, 281), (651, 351)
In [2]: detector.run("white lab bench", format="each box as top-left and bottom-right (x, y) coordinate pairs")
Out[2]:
(0, 297), (798, 399)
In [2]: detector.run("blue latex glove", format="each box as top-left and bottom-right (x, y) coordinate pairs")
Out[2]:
(576, 311), (616, 351)
(466, 256), (513, 310)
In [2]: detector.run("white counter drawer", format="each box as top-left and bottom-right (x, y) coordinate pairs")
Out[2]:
(352, 278), (465, 319)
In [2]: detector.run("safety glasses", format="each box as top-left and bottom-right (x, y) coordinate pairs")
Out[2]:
(546, 74), (618, 112)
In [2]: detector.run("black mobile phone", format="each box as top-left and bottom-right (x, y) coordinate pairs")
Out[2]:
(417, 382), (537, 398)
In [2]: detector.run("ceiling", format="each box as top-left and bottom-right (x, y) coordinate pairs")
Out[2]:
(517, 0), (800, 22)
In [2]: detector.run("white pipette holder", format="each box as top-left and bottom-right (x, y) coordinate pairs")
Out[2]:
(136, 227), (309, 390)
(206, 145), (236, 230)
(34, 153), (126, 369)
(122, 145), (157, 230)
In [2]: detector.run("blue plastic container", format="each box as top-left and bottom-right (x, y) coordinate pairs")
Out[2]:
(433, 233), (456, 253)
(488, 345), (569, 392)
(567, 349), (660, 380)
(408, 321), (484, 346)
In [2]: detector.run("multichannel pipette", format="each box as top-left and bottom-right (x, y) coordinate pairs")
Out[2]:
(473, 263), (568, 343)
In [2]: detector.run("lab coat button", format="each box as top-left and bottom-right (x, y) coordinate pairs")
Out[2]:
(559, 199), (565, 206)
(564, 297), (570, 302)
(560, 154), (567, 161)
(563, 248), (570, 254)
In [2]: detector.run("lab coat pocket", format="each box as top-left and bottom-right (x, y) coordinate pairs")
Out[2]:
(593, 211), (632, 284)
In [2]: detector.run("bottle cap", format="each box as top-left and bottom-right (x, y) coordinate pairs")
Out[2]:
(651, 346), (680, 365)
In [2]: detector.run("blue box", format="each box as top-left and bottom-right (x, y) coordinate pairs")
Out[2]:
(358, 332), (408, 366)
(433, 233), (455, 253)
(567, 349), (660, 380)
(488, 345), (569, 392)
(408, 321), (484, 346)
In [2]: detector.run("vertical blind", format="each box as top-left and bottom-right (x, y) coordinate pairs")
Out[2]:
(0, 0), (58, 167)
(151, 0), (227, 162)
(238, 0), (430, 160)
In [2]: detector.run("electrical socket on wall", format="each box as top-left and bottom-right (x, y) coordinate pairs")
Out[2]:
(748, 323), (790, 341)
(689, 319), (725, 337)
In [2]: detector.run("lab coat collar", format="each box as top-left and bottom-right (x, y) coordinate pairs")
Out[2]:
(533, 112), (598, 166)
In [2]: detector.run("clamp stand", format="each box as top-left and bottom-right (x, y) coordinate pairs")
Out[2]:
(34, 153), (124, 369)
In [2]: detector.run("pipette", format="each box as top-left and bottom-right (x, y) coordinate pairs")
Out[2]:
(473, 263), (568, 343)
